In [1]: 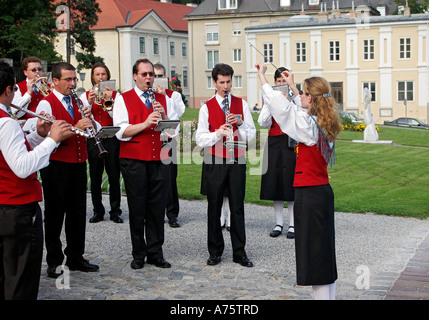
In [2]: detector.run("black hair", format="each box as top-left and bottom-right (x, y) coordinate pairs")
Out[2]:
(132, 59), (153, 75)
(274, 67), (288, 81)
(0, 61), (15, 95)
(51, 62), (75, 80)
(211, 63), (234, 82)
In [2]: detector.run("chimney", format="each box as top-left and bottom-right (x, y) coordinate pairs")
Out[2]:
(318, 2), (328, 21)
(349, 1), (356, 19)
(160, 0), (172, 3)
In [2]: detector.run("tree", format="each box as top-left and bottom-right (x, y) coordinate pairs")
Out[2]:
(393, 0), (429, 14)
(59, 0), (103, 71)
(0, 0), (61, 63)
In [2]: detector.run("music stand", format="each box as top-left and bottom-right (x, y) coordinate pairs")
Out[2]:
(95, 126), (120, 139)
(155, 120), (180, 131)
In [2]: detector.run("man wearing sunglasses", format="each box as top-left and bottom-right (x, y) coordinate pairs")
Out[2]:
(11, 56), (46, 120)
(113, 59), (175, 270)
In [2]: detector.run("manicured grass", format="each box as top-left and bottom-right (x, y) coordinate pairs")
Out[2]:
(175, 108), (429, 219)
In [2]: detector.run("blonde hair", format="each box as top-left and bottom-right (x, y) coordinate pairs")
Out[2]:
(303, 77), (341, 141)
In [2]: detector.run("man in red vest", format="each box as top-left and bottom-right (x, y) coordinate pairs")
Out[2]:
(153, 63), (185, 229)
(11, 56), (47, 121)
(36, 62), (99, 278)
(196, 63), (256, 267)
(113, 59), (174, 270)
(0, 61), (70, 299)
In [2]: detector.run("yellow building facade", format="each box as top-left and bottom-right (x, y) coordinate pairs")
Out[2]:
(246, 13), (429, 124)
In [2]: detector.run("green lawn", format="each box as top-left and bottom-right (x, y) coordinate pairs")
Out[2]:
(175, 108), (429, 219)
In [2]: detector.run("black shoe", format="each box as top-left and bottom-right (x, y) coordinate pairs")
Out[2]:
(269, 225), (283, 237)
(130, 259), (145, 269)
(89, 215), (104, 223)
(66, 259), (99, 272)
(233, 256), (254, 267)
(286, 226), (295, 239)
(207, 255), (221, 266)
(168, 218), (180, 228)
(47, 265), (62, 278)
(110, 215), (124, 223)
(147, 258), (171, 268)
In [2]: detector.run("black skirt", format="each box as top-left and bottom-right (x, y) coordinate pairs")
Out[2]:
(294, 184), (337, 286)
(260, 135), (296, 201)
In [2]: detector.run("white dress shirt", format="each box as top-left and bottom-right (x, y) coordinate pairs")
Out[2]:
(261, 83), (319, 147)
(113, 86), (175, 141)
(196, 93), (256, 148)
(11, 78), (32, 118)
(0, 104), (58, 179)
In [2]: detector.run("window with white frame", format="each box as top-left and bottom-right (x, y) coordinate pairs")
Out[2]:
(363, 82), (376, 102)
(232, 22), (241, 36)
(263, 43), (274, 63)
(329, 40), (340, 61)
(397, 81), (413, 101)
(218, 0), (237, 10)
(399, 37), (411, 59)
(206, 24), (219, 44)
(207, 50), (219, 70)
(182, 42), (187, 57)
(139, 37), (145, 54)
(363, 39), (374, 60)
(207, 76), (215, 89)
(183, 70), (188, 88)
(153, 38), (159, 55)
(233, 49), (242, 62)
(170, 41), (175, 56)
(296, 41), (306, 63)
(234, 75), (242, 88)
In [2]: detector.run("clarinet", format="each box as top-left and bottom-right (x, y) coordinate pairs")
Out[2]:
(70, 89), (108, 158)
(147, 84), (167, 145)
(223, 92), (236, 164)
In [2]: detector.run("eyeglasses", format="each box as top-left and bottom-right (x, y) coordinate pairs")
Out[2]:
(154, 74), (164, 78)
(138, 72), (154, 77)
(29, 68), (42, 72)
(60, 77), (78, 83)
(11, 85), (18, 92)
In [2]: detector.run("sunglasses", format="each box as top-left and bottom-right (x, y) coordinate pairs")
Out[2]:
(138, 72), (154, 77)
(29, 68), (42, 72)
(11, 85), (18, 92)
(154, 74), (165, 78)
(299, 90), (310, 96)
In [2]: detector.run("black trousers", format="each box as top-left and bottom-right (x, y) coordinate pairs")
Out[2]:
(166, 139), (179, 220)
(203, 155), (247, 258)
(0, 202), (43, 300)
(40, 161), (87, 266)
(87, 137), (122, 218)
(120, 159), (170, 261)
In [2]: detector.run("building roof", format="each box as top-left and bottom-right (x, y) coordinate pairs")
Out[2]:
(185, 0), (398, 18)
(55, 0), (194, 32)
(245, 12), (429, 31)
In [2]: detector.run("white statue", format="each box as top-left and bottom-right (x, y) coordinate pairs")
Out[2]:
(363, 88), (378, 142)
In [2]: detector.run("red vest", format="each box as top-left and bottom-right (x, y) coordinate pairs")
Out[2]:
(206, 95), (245, 159)
(43, 93), (87, 163)
(293, 143), (329, 187)
(269, 118), (286, 136)
(17, 80), (45, 120)
(0, 110), (43, 205)
(86, 90), (117, 126)
(165, 89), (174, 98)
(119, 89), (168, 161)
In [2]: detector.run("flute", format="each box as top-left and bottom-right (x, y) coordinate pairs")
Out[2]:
(10, 103), (90, 138)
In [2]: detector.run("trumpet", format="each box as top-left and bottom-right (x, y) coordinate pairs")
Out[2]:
(33, 74), (52, 97)
(70, 89), (108, 158)
(10, 103), (90, 138)
(93, 83), (114, 112)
